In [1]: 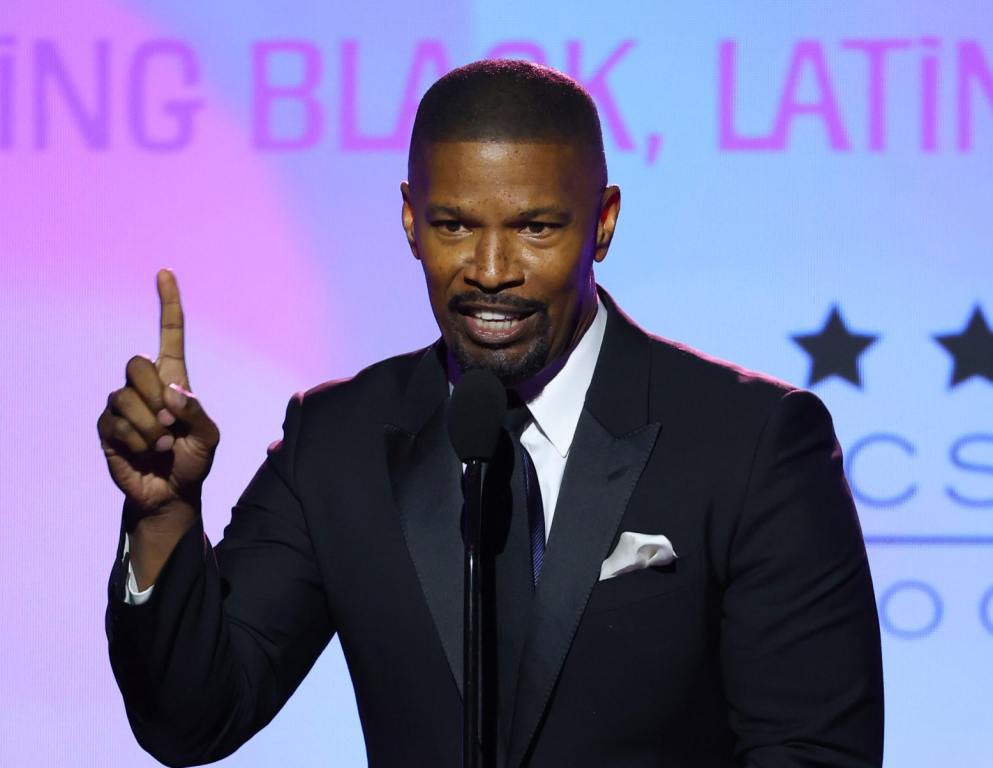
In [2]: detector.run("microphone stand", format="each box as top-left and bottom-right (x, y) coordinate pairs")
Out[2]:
(448, 367), (505, 767)
(462, 458), (484, 768)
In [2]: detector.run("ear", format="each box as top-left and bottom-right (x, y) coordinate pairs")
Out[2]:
(400, 181), (419, 260)
(593, 185), (621, 263)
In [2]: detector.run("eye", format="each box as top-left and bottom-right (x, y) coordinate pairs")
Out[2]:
(521, 222), (560, 236)
(432, 220), (469, 235)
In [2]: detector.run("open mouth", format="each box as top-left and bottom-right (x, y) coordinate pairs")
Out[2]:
(457, 305), (537, 345)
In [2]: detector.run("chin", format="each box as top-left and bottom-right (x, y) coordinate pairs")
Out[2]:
(450, 334), (549, 387)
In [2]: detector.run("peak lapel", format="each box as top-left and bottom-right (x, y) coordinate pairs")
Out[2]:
(383, 344), (465, 696)
(507, 290), (663, 766)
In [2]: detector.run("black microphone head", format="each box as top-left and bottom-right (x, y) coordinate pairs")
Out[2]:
(447, 369), (507, 461)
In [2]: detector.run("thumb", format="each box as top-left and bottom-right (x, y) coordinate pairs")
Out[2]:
(163, 382), (219, 447)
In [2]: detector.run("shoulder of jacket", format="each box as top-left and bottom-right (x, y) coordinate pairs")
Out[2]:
(644, 332), (807, 422)
(291, 345), (431, 416)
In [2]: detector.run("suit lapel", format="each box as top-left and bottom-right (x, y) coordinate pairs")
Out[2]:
(381, 289), (664, 759)
(507, 289), (663, 766)
(383, 345), (466, 695)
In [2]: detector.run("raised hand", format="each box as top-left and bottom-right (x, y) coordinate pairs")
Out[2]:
(98, 269), (220, 518)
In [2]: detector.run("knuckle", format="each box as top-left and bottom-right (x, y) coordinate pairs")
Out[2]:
(109, 388), (128, 413)
(119, 386), (157, 421)
(125, 354), (152, 378)
(115, 387), (138, 411)
(136, 379), (164, 407)
(119, 422), (148, 451)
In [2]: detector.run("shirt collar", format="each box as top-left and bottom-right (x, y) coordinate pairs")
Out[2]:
(523, 298), (607, 458)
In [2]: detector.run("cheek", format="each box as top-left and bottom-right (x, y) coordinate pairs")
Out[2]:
(528, 249), (589, 302)
(420, 262), (466, 323)
(419, 252), (455, 289)
(537, 260), (592, 335)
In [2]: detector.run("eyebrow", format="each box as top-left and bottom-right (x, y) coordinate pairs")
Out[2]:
(425, 204), (465, 220)
(425, 204), (572, 223)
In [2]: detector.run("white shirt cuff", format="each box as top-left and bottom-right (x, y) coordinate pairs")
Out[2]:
(122, 532), (155, 605)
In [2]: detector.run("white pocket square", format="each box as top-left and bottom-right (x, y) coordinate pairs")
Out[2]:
(599, 531), (677, 581)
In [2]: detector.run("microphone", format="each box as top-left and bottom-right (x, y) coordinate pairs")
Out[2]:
(446, 368), (505, 768)
(447, 368), (506, 462)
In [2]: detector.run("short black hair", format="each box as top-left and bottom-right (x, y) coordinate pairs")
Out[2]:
(408, 59), (607, 187)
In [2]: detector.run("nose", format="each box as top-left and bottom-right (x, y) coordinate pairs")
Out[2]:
(462, 229), (524, 293)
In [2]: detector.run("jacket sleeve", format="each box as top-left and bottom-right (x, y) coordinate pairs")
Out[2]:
(105, 392), (335, 767)
(720, 389), (884, 768)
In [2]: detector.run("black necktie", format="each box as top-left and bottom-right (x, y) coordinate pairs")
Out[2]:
(504, 397), (546, 586)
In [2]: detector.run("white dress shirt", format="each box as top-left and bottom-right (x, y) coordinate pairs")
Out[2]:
(515, 299), (607, 541)
(122, 299), (608, 606)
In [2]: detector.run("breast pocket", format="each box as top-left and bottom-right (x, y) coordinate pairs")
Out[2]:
(584, 556), (695, 615)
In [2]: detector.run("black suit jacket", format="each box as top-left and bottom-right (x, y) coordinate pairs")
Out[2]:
(106, 289), (884, 767)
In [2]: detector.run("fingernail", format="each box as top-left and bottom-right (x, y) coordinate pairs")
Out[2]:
(155, 434), (175, 452)
(166, 383), (187, 409)
(157, 408), (175, 426)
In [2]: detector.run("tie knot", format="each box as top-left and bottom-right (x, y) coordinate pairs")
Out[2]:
(503, 391), (532, 436)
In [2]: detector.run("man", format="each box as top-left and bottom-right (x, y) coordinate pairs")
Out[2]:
(100, 60), (884, 767)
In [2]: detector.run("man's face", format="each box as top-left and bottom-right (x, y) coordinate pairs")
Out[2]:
(401, 140), (620, 386)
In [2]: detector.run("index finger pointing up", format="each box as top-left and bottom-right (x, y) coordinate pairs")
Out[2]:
(156, 268), (187, 385)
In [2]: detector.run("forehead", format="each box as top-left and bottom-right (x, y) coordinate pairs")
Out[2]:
(411, 140), (594, 207)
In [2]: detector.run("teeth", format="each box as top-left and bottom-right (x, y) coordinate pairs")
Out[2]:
(476, 318), (517, 329)
(473, 310), (515, 321)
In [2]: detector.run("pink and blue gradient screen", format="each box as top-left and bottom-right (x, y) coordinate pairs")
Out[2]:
(1, 1), (990, 765)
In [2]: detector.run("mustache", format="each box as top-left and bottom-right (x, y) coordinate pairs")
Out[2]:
(448, 291), (547, 315)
